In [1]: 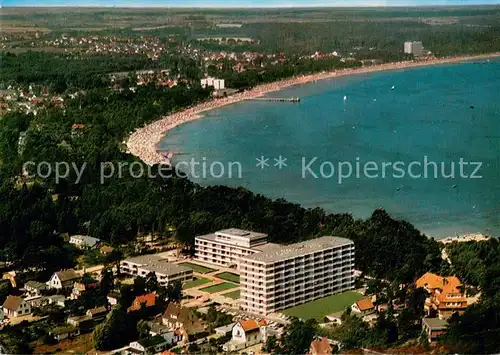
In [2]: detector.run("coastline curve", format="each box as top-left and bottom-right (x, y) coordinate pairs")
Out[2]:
(126, 52), (500, 166)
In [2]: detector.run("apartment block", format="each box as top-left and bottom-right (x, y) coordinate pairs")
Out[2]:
(120, 255), (193, 286)
(404, 41), (424, 57)
(201, 77), (225, 90)
(195, 228), (277, 267)
(239, 236), (355, 315)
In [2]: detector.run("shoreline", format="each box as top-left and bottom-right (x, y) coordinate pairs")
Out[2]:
(126, 52), (500, 166)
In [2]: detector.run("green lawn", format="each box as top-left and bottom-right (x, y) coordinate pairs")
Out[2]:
(179, 262), (216, 274)
(281, 291), (363, 320)
(199, 282), (237, 293)
(223, 290), (240, 299)
(183, 277), (211, 289)
(215, 272), (240, 283)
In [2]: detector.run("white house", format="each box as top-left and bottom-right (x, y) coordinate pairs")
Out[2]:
(107, 292), (120, 307)
(24, 295), (49, 309)
(69, 235), (101, 249)
(24, 280), (48, 297)
(351, 298), (375, 315)
(2, 295), (31, 318)
(200, 77), (225, 90)
(223, 319), (266, 352)
(128, 335), (171, 354)
(50, 325), (80, 342)
(47, 269), (80, 290)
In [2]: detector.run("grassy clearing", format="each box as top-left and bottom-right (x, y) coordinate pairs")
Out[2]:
(281, 291), (363, 320)
(223, 290), (240, 299)
(183, 277), (211, 289)
(179, 262), (216, 274)
(199, 282), (237, 293)
(215, 272), (240, 283)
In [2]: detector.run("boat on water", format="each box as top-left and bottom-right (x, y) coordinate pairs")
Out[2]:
(343, 95), (348, 102)
(391, 85), (395, 90)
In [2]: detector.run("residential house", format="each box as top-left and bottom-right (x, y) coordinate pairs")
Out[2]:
(2, 295), (31, 318)
(24, 295), (49, 309)
(223, 319), (267, 352)
(69, 235), (100, 249)
(128, 335), (172, 355)
(161, 302), (206, 341)
(47, 269), (80, 290)
(2, 271), (19, 288)
(46, 295), (66, 307)
(351, 298), (375, 315)
(71, 281), (98, 300)
(67, 306), (108, 331)
(107, 291), (120, 307)
(422, 317), (448, 343)
(127, 293), (157, 313)
(148, 321), (173, 337)
(86, 306), (108, 322)
(100, 245), (114, 255)
(310, 337), (333, 355)
(214, 322), (236, 336)
(67, 314), (93, 328)
(416, 272), (468, 319)
(50, 325), (80, 342)
(24, 281), (47, 297)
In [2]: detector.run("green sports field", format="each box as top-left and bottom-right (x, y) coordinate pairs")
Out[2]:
(183, 277), (211, 289)
(281, 291), (363, 320)
(179, 262), (216, 274)
(199, 282), (237, 293)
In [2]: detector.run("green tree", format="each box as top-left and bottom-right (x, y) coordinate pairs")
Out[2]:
(145, 271), (159, 293)
(92, 309), (136, 350)
(282, 318), (318, 354)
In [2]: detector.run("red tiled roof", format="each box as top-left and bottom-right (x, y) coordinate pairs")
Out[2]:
(127, 293), (156, 312)
(240, 319), (260, 333)
(356, 297), (374, 311)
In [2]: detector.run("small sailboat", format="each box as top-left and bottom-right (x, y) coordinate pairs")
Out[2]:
(343, 95), (348, 102)
(391, 85), (395, 90)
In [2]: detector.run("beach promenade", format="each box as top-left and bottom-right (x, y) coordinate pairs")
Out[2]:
(126, 52), (500, 166)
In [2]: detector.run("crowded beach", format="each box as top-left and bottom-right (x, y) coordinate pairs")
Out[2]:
(126, 52), (500, 166)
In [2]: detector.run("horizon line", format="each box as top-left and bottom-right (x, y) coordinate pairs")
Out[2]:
(4, 3), (500, 7)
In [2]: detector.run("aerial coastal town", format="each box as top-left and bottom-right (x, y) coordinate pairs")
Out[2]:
(0, 228), (483, 354)
(1, 4), (500, 355)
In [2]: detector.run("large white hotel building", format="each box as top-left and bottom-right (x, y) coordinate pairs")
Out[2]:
(194, 229), (355, 315)
(194, 228), (277, 267)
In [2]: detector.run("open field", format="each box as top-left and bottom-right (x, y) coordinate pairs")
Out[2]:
(179, 262), (216, 274)
(215, 272), (240, 283)
(223, 290), (240, 299)
(281, 291), (363, 320)
(200, 282), (237, 293)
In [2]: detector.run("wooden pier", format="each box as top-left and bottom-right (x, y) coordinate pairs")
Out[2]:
(247, 97), (300, 103)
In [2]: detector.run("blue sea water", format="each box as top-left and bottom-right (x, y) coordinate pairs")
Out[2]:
(159, 60), (500, 238)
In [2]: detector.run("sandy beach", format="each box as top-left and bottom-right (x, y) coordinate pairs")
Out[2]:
(126, 52), (500, 166)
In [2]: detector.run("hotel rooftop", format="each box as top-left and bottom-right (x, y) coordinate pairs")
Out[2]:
(123, 255), (190, 276)
(241, 236), (354, 263)
(215, 228), (268, 240)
